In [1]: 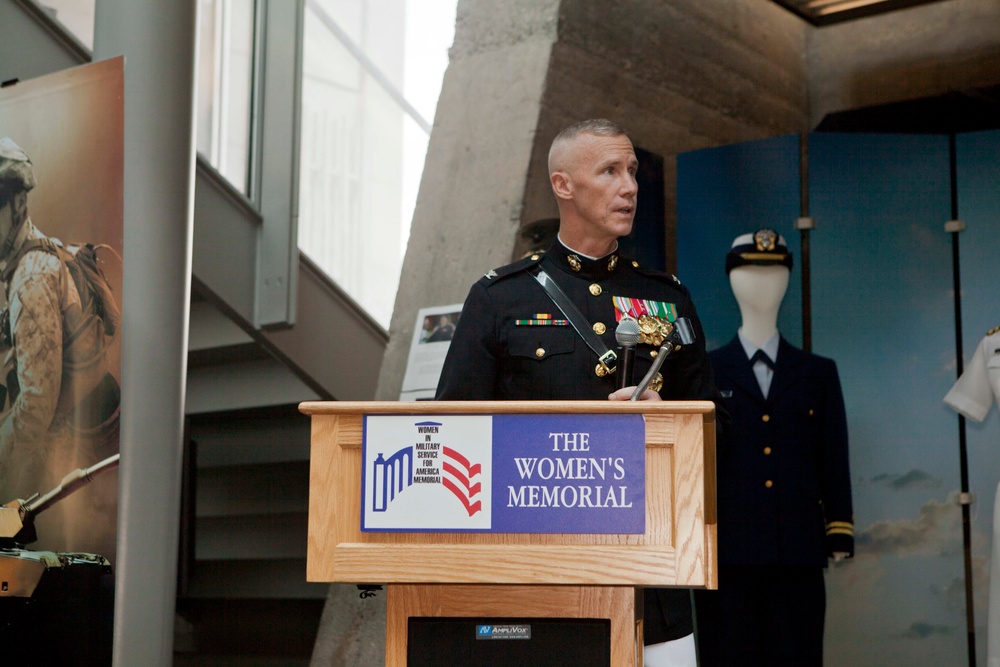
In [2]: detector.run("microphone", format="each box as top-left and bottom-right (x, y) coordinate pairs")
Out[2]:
(630, 317), (697, 401)
(615, 317), (641, 390)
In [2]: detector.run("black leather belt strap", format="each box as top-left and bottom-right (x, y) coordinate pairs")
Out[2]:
(532, 268), (617, 373)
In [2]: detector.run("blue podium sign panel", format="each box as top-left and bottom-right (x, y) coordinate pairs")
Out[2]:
(361, 414), (646, 534)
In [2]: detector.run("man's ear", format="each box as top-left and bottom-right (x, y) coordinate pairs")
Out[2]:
(550, 171), (573, 201)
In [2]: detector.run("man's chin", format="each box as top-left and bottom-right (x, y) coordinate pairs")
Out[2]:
(611, 219), (634, 237)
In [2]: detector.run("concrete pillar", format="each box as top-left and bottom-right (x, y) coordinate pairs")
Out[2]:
(373, 0), (562, 404)
(91, 0), (197, 664)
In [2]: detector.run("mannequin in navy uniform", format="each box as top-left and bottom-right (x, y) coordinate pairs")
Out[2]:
(436, 119), (719, 667)
(694, 229), (853, 667)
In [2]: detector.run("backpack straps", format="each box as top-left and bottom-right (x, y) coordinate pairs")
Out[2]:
(0, 237), (54, 288)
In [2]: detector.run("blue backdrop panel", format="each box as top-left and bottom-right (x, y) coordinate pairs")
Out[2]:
(808, 132), (964, 667)
(957, 128), (1000, 664)
(676, 134), (802, 352)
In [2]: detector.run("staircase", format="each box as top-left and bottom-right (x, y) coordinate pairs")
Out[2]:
(172, 294), (369, 665)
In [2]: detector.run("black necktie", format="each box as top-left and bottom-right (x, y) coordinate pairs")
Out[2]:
(750, 349), (775, 370)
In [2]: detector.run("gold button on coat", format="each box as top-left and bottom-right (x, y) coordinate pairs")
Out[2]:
(765, 480), (774, 488)
(762, 414), (770, 422)
(589, 283), (602, 296)
(763, 447), (772, 455)
(593, 322), (606, 335)
(535, 348), (545, 358)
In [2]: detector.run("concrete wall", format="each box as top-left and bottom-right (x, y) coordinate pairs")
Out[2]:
(808, 0), (1000, 126)
(526, 0), (811, 271)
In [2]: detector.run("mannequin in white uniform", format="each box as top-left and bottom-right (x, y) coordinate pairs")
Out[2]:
(944, 326), (1000, 667)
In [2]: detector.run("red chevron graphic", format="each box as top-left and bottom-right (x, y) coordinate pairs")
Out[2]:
(442, 477), (483, 516)
(443, 446), (481, 477)
(442, 461), (482, 496)
(442, 446), (483, 516)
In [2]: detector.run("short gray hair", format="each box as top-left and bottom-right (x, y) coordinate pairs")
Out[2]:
(551, 119), (628, 147)
(548, 119), (630, 174)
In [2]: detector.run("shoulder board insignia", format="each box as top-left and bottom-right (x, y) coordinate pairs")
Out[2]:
(988, 325), (1000, 336)
(671, 274), (682, 286)
(479, 254), (542, 285)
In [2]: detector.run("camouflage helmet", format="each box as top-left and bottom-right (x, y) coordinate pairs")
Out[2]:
(0, 137), (36, 195)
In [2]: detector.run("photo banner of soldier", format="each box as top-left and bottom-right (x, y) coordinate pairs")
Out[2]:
(0, 56), (124, 654)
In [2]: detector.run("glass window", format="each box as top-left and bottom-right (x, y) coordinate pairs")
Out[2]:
(298, 0), (457, 329)
(196, 0), (256, 195)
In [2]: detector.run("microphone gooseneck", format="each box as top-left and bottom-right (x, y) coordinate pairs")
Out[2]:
(614, 317), (641, 390)
(630, 317), (697, 400)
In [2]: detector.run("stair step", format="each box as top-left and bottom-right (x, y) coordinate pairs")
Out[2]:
(195, 513), (308, 560)
(196, 462), (309, 517)
(175, 597), (324, 662)
(188, 405), (312, 467)
(184, 559), (328, 599)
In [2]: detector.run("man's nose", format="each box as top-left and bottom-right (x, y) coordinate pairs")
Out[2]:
(620, 174), (637, 196)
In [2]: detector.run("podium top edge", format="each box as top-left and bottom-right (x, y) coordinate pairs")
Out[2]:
(298, 400), (717, 416)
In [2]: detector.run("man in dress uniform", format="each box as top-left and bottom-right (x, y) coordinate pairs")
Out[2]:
(694, 230), (854, 666)
(436, 119), (718, 666)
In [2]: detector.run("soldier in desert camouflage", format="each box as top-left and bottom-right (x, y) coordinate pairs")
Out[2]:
(0, 137), (120, 521)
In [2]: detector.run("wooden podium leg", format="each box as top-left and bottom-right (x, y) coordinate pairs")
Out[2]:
(386, 584), (640, 667)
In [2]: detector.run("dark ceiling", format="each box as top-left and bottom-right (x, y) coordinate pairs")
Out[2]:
(816, 84), (1000, 134)
(771, 0), (952, 26)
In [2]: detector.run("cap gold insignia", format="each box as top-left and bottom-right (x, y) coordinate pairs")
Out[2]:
(567, 254), (582, 271)
(754, 229), (778, 252)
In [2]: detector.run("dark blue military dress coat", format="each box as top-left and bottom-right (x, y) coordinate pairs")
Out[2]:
(709, 336), (854, 565)
(436, 240), (716, 403)
(436, 240), (719, 644)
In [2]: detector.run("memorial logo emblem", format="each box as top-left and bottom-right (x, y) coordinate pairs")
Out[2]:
(363, 416), (493, 530)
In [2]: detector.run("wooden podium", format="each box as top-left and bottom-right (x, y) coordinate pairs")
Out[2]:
(301, 400), (717, 667)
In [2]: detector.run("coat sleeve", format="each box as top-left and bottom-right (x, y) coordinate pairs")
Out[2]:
(820, 358), (854, 557)
(435, 281), (500, 400)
